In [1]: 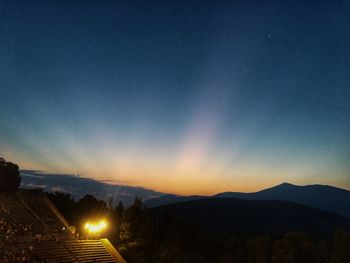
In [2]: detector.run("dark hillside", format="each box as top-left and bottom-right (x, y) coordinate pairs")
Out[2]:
(151, 198), (350, 239)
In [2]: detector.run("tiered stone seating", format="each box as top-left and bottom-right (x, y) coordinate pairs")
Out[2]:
(0, 190), (126, 262)
(14, 189), (76, 241)
(30, 240), (77, 262)
(31, 239), (119, 263)
(0, 192), (43, 233)
(0, 206), (36, 262)
(20, 192), (66, 233)
(65, 240), (117, 262)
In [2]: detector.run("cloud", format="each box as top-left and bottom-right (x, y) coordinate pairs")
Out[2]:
(20, 170), (164, 206)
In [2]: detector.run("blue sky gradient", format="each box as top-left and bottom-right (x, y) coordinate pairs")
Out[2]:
(0, 0), (349, 194)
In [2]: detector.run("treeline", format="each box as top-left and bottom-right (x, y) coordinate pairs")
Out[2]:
(47, 192), (350, 263)
(0, 157), (21, 193)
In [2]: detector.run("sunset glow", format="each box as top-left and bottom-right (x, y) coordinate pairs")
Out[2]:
(0, 1), (349, 195)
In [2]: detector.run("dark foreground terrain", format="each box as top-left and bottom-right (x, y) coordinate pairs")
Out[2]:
(1, 187), (349, 262)
(151, 198), (350, 239)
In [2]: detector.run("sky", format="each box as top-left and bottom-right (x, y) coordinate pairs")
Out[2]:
(0, 0), (349, 195)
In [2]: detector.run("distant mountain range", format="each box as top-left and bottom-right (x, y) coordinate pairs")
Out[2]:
(20, 170), (350, 219)
(145, 183), (350, 218)
(144, 194), (205, 208)
(151, 198), (350, 238)
(20, 170), (163, 206)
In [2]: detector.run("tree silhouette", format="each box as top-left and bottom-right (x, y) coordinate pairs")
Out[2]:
(114, 200), (125, 222)
(118, 197), (153, 262)
(0, 157), (21, 193)
(247, 235), (271, 263)
(78, 194), (108, 217)
(329, 230), (350, 263)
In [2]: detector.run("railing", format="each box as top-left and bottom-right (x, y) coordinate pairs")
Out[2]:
(43, 193), (76, 234)
(16, 192), (45, 226)
(100, 238), (127, 263)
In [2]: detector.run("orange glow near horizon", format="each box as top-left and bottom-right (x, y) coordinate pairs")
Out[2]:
(3, 145), (350, 196)
(1, 1), (349, 203)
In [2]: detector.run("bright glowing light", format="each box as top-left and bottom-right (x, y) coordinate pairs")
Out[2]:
(84, 220), (108, 234)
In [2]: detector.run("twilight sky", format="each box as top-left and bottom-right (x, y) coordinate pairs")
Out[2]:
(0, 0), (349, 194)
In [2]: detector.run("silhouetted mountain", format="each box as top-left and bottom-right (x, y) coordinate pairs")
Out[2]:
(214, 183), (350, 218)
(20, 170), (164, 206)
(146, 182), (350, 218)
(144, 194), (205, 208)
(151, 198), (350, 238)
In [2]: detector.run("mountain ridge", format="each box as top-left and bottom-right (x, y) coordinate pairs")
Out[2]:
(146, 182), (350, 218)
